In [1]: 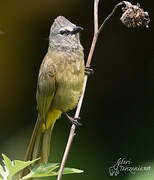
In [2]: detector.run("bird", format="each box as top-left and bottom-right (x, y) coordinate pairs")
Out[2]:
(21, 16), (85, 177)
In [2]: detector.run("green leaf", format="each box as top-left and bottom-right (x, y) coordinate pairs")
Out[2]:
(22, 164), (83, 179)
(1, 154), (39, 180)
(62, 167), (84, 175)
(50, 167), (84, 176)
(21, 163), (59, 179)
(0, 154), (83, 180)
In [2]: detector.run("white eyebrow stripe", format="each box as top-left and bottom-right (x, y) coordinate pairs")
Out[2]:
(65, 26), (74, 31)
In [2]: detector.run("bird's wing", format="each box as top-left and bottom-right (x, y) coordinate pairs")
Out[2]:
(36, 57), (56, 121)
(21, 56), (56, 177)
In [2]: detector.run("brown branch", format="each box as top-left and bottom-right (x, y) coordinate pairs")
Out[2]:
(86, 0), (99, 67)
(57, 1), (125, 180)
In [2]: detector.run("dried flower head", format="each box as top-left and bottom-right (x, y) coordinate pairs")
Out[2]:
(120, 1), (150, 28)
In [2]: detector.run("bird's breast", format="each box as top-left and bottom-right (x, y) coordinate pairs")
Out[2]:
(53, 52), (84, 112)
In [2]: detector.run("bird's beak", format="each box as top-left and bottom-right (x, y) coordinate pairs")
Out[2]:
(72, 26), (84, 34)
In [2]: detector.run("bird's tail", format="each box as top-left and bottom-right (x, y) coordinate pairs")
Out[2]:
(20, 109), (62, 178)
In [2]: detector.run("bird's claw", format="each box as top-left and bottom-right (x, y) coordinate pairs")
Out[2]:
(65, 113), (82, 126)
(85, 67), (94, 76)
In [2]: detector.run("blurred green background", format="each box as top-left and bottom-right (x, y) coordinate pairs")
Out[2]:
(0, 0), (154, 179)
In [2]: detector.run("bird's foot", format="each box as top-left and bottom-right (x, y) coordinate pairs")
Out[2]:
(85, 66), (94, 76)
(65, 113), (82, 126)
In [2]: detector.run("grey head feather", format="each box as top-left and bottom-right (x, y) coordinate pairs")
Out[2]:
(49, 16), (83, 52)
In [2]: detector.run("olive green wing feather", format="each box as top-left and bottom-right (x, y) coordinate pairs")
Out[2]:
(21, 58), (56, 178)
(36, 61), (56, 121)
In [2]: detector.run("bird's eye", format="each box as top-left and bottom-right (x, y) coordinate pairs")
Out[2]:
(59, 30), (65, 35)
(59, 29), (71, 35)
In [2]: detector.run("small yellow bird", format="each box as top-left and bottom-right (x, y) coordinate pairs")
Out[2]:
(22, 16), (86, 177)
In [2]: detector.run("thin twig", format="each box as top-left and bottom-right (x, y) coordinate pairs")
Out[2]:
(57, 1), (125, 180)
(86, 0), (99, 67)
(98, 2), (125, 34)
(94, 0), (99, 33)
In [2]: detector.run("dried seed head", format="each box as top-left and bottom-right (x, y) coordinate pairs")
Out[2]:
(120, 2), (150, 28)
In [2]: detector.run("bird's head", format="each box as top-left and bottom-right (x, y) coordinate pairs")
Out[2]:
(49, 16), (83, 51)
